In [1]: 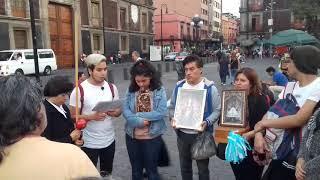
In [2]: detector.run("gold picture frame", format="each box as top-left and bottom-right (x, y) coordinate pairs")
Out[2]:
(220, 90), (247, 127)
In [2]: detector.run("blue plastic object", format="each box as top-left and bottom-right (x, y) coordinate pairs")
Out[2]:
(225, 131), (252, 164)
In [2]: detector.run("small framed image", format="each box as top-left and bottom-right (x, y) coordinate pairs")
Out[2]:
(174, 88), (207, 131)
(220, 90), (247, 127)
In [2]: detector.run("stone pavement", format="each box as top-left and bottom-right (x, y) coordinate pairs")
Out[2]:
(39, 57), (278, 180)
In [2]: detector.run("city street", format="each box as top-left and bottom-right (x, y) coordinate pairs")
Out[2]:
(104, 57), (278, 180)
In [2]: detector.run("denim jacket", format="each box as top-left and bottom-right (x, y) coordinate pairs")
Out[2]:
(123, 86), (167, 138)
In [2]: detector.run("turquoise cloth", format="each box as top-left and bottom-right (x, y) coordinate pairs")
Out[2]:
(225, 131), (252, 164)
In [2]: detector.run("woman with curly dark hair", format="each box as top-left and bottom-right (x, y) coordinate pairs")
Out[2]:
(0, 75), (99, 179)
(123, 60), (167, 180)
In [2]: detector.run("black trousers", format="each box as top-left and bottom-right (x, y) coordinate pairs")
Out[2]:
(262, 160), (295, 180)
(82, 140), (115, 175)
(230, 151), (264, 180)
(177, 130), (210, 180)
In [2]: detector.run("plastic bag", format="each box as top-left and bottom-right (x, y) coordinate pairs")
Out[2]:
(191, 131), (217, 160)
(225, 131), (251, 164)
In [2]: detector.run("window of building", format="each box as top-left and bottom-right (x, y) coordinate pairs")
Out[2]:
(91, 1), (101, 27)
(120, 35), (128, 51)
(214, 21), (220, 27)
(142, 13), (147, 32)
(142, 38), (147, 51)
(0, 0), (5, 15)
(180, 25), (184, 38)
(202, 9), (208, 15)
(120, 7), (127, 30)
(187, 26), (190, 36)
(14, 29), (28, 49)
(11, 0), (26, 18)
(93, 34), (101, 52)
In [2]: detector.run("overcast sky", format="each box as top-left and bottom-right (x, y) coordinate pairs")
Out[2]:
(222, 0), (240, 17)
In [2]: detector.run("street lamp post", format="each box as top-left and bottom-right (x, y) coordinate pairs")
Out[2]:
(266, 0), (276, 56)
(190, 14), (203, 54)
(29, 0), (40, 84)
(160, 4), (168, 61)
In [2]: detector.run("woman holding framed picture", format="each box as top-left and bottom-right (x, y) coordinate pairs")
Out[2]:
(230, 67), (270, 180)
(122, 60), (168, 180)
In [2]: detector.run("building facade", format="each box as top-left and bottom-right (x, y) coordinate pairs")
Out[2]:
(80, 0), (155, 61)
(238, 0), (305, 47)
(222, 13), (238, 46)
(0, 0), (154, 68)
(154, 0), (221, 53)
(208, 0), (222, 41)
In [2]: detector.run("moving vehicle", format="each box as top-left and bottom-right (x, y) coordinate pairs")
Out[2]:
(0, 49), (57, 76)
(175, 52), (190, 61)
(164, 52), (178, 61)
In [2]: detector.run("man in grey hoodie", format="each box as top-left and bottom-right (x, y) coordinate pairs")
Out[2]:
(169, 55), (221, 180)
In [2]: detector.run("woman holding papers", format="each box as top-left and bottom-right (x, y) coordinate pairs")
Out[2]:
(123, 60), (168, 180)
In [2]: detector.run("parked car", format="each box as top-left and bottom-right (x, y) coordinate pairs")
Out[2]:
(0, 49), (57, 76)
(164, 52), (178, 61)
(175, 52), (190, 62)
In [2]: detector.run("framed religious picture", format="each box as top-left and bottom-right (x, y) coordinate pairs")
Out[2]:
(174, 88), (207, 131)
(220, 90), (247, 127)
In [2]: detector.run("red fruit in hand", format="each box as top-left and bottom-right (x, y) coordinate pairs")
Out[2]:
(76, 119), (87, 130)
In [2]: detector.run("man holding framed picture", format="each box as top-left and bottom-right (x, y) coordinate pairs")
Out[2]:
(169, 55), (221, 180)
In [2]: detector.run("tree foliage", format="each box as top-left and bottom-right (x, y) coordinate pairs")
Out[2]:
(291, 0), (320, 38)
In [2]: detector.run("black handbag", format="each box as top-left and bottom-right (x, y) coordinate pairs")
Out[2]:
(216, 143), (227, 160)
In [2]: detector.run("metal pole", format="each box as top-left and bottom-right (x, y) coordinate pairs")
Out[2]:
(270, 0), (274, 57)
(270, 0), (273, 38)
(160, 8), (163, 61)
(102, 0), (106, 55)
(29, 0), (40, 84)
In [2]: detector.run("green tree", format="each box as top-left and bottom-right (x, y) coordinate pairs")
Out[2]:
(291, 0), (320, 39)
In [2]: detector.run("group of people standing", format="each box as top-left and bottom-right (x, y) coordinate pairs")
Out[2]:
(0, 45), (320, 180)
(217, 50), (241, 85)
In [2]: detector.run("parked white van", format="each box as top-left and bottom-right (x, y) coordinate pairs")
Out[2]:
(0, 49), (57, 76)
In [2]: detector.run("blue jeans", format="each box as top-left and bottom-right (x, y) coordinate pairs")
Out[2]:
(177, 130), (210, 180)
(230, 69), (238, 83)
(126, 134), (162, 180)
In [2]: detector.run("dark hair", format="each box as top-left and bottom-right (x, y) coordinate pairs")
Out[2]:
(43, 76), (73, 97)
(129, 60), (162, 92)
(289, 45), (320, 75)
(235, 67), (262, 96)
(266, 66), (275, 73)
(183, 55), (203, 68)
(78, 72), (85, 79)
(0, 75), (43, 164)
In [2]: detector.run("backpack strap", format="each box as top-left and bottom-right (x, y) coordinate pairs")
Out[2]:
(108, 82), (115, 100)
(79, 84), (84, 115)
(79, 82), (114, 115)
(283, 82), (297, 99)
